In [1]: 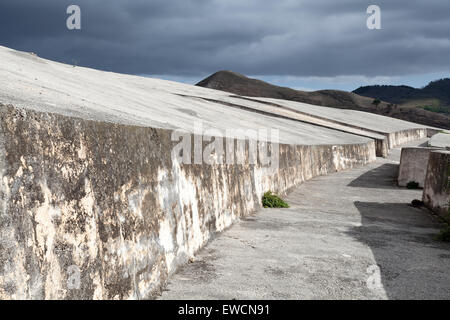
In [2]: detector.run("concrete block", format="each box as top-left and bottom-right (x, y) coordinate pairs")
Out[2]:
(398, 147), (441, 187)
(423, 150), (450, 220)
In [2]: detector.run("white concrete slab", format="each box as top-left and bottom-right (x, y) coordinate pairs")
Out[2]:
(428, 133), (450, 148)
(0, 46), (372, 146)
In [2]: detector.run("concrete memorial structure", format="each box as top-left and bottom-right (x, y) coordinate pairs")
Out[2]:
(0, 46), (441, 299)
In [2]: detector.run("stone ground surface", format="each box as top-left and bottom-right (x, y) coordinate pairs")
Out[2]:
(159, 138), (450, 300)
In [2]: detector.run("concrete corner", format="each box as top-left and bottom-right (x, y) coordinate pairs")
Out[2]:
(398, 147), (441, 188)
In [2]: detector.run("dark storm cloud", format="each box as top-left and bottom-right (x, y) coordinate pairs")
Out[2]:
(0, 0), (449, 77)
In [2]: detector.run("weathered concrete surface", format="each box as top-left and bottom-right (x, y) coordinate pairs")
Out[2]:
(398, 147), (441, 188)
(423, 150), (450, 221)
(428, 133), (450, 149)
(0, 104), (376, 299)
(160, 139), (450, 300)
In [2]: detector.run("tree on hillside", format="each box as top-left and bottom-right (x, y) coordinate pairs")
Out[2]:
(372, 98), (381, 107)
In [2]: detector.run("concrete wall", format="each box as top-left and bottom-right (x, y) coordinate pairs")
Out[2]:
(0, 105), (376, 299)
(398, 147), (441, 188)
(387, 128), (428, 149)
(423, 150), (450, 221)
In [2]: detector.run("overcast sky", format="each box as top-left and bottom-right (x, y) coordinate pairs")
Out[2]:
(1, 0), (449, 90)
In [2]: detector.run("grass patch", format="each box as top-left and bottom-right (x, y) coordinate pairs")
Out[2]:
(406, 181), (420, 189)
(419, 105), (450, 115)
(436, 225), (450, 242)
(262, 191), (289, 208)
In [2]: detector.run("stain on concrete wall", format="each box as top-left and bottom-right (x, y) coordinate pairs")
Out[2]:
(0, 104), (376, 299)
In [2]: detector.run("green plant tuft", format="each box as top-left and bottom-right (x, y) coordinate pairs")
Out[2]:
(436, 225), (450, 242)
(406, 181), (420, 189)
(262, 191), (289, 208)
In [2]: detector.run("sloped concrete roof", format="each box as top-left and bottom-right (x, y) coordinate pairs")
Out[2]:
(0, 46), (373, 146)
(249, 97), (433, 133)
(0, 45), (431, 146)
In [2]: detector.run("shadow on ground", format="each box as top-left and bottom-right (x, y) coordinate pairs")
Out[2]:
(347, 201), (450, 299)
(347, 163), (400, 189)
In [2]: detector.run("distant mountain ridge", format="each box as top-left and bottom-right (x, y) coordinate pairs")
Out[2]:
(196, 71), (450, 129)
(353, 78), (450, 106)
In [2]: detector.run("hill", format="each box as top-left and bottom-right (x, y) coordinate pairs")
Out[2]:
(196, 71), (450, 129)
(354, 79), (450, 115)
